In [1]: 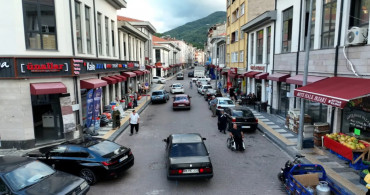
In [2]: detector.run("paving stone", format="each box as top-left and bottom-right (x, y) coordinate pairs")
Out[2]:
(332, 167), (356, 173)
(280, 133), (295, 138)
(264, 122), (275, 125)
(288, 138), (298, 142)
(275, 129), (287, 133)
(269, 125), (281, 128)
(321, 162), (344, 168)
(260, 118), (270, 122)
(339, 172), (361, 180)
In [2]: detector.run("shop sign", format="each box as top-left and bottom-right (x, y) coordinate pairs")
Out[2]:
(76, 59), (139, 75)
(0, 58), (15, 78)
(294, 91), (346, 108)
(16, 58), (71, 77)
(250, 65), (265, 71)
(346, 112), (370, 130)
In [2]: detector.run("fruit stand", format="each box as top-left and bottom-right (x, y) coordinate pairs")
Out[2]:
(324, 133), (370, 164)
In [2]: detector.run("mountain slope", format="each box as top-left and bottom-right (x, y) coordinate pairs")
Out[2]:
(162, 11), (226, 49)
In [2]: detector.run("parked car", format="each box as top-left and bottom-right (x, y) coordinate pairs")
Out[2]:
(151, 90), (170, 103)
(170, 83), (185, 94)
(25, 137), (134, 185)
(203, 89), (217, 101)
(152, 76), (166, 84)
(196, 80), (208, 88)
(176, 73), (184, 80)
(0, 156), (89, 195)
(212, 97), (235, 115)
(188, 71), (194, 77)
(162, 133), (213, 180)
(173, 94), (191, 110)
(198, 85), (213, 95)
(223, 107), (258, 132)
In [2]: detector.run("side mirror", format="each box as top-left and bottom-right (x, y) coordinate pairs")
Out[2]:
(202, 138), (207, 140)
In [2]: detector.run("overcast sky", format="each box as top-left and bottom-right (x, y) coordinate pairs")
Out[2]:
(117, 0), (226, 33)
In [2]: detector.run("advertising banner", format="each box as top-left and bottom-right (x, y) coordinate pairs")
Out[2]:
(86, 89), (94, 128)
(59, 96), (76, 133)
(93, 88), (102, 130)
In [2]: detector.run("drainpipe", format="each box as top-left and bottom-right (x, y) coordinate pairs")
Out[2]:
(294, 0), (304, 109)
(331, 0), (344, 132)
(93, 0), (98, 58)
(69, 0), (75, 56)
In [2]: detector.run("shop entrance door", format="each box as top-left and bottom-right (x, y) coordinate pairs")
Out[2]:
(278, 82), (290, 117)
(256, 81), (262, 101)
(156, 68), (161, 77)
(31, 94), (64, 145)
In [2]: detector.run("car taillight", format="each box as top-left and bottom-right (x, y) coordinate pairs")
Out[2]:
(102, 160), (118, 166)
(232, 117), (236, 122)
(129, 151), (132, 155)
(200, 168), (212, 173)
(170, 169), (183, 175)
(256, 119), (258, 123)
(217, 106), (221, 109)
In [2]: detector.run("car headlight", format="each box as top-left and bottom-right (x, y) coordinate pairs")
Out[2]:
(80, 181), (88, 189)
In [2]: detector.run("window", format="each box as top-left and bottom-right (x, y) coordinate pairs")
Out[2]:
(232, 9), (238, 22)
(231, 52), (238, 62)
(240, 31), (244, 39)
(227, 35), (230, 44)
(267, 27), (271, 64)
(105, 17), (109, 56)
(304, 0), (316, 50)
(240, 51), (244, 62)
(85, 6), (92, 54)
(235, 30), (239, 42)
(256, 30), (264, 64)
(349, 0), (370, 27)
(321, 0), (337, 48)
(227, 0), (231, 7)
(282, 7), (293, 53)
(240, 3), (245, 16)
(75, 1), (82, 53)
(23, 0), (57, 50)
(111, 20), (115, 57)
(250, 33), (254, 63)
(97, 13), (102, 55)
(155, 49), (161, 62)
(231, 32), (236, 43)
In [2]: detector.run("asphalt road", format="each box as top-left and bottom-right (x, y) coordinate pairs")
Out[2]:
(89, 71), (290, 195)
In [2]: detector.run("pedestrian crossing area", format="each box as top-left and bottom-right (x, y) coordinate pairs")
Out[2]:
(251, 110), (298, 144)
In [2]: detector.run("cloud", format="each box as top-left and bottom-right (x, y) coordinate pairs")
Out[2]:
(117, 0), (225, 33)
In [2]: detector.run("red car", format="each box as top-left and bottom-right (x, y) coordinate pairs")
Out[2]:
(173, 94), (191, 110)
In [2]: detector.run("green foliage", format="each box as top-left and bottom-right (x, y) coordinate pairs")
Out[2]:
(162, 11), (226, 49)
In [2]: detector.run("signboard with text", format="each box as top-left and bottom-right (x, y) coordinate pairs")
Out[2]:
(16, 58), (71, 77)
(76, 59), (140, 75)
(0, 58), (15, 78)
(294, 90), (347, 108)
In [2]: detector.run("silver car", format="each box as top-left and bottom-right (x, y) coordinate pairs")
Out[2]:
(152, 76), (166, 84)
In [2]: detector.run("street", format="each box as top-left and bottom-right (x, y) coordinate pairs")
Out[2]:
(89, 72), (290, 195)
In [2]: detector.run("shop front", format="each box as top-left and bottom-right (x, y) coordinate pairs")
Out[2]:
(267, 73), (290, 116)
(255, 72), (269, 103)
(244, 71), (261, 98)
(121, 71), (137, 93)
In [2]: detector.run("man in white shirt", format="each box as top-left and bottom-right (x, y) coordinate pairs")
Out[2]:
(129, 110), (140, 136)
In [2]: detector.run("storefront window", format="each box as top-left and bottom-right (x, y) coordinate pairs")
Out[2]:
(278, 82), (290, 117)
(105, 17), (109, 56)
(97, 13), (102, 55)
(342, 97), (370, 137)
(304, 100), (327, 124)
(23, 0), (57, 50)
(256, 30), (264, 64)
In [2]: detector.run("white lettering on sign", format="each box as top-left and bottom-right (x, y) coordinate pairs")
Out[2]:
(296, 92), (327, 104)
(0, 62), (10, 68)
(328, 99), (342, 107)
(73, 59), (84, 63)
(87, 62), (95, 71)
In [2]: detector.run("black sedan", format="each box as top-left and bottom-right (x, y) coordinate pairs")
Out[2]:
(0, 156), (89, 195)
(224, 107), (258, 132)
(163, 133), (213, 180)
(25, 137), (134, 185)
(188, 71), (194, 77)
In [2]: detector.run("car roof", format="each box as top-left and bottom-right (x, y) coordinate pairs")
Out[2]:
(152, 90), (165, 93)
(217, 97), (232, 100)
(172, 83), (181, 85)
(0, 156), (35, 173)
(174, 94), (188, 97)
(62, 136), (106, 148)
(171, 133), (203, 144)
(227, 106), (251, 111)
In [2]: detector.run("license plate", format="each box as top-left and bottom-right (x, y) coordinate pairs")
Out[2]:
(119, 155), (128, 162)
(242, 126), (250, 128)
(179, 104), (185, 106)
(183, 169), (199, 174)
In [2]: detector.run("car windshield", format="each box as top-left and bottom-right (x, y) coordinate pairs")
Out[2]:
(172, 85), (181, 88)
(175, 96), (188, 101)
(152, 91), (163, 95)
(88, 140), (121, 157)
(232, 110), (254, 117)
(219, 100), (234, 105)
(4, 161), (55, 191)
(204, 86), (212, 89)
(169, 143), (208, 157)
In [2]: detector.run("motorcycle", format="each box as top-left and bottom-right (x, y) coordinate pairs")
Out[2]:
(278, 154), (304, 182)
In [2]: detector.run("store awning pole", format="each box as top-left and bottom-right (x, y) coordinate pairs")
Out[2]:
(298, 0), (313, 150)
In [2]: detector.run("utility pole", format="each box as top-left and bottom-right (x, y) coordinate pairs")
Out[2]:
(298, 0), (313, 150)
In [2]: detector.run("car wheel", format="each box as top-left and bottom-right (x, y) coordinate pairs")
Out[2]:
(226, 138), (232, 149)
(80, 168), (97, 185)
(157, 81), (161, 84)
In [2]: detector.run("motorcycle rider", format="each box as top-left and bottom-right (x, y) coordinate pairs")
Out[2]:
(229, 123), (244, 151)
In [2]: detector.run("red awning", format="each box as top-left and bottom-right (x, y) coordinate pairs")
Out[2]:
(114, 75), (127, 81)
(221, 71), (228, 75)
(237, 74), (244, 79)
(286, 75), (327, 85)
(217, 67), (223, 72)
(294, 77), (370, 108)
(145, 65), (153, 69)
(255, 72), (269, 80)
(244, 71), (261, 78)
(30, 82), (67, 95)
(133, 71), (143, 76)
(267, 73), (290, 82)
(109, 75), (123, 82)
(80, 79), (108, 89)
(101, 77), (118, 84)
(122, 72), (137, 78)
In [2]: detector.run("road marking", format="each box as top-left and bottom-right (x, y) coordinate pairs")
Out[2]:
(264, 122), (275, 125)
(260, 118), (270, 122)
(280, 133), (295, 138)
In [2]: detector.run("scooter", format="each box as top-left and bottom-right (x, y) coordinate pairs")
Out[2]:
(277, 154), (304, 182)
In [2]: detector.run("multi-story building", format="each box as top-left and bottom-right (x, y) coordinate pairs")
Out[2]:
(0, 0), (153, 149)
(152, 35), (181, 77)
(270, 0), (370, 137)
(205, 23), (226, 82)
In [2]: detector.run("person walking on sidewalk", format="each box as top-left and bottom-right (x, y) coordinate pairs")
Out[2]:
(133, 91), (138, 107)
(129, 110), (140, 136)
(218, 110), (227, 134)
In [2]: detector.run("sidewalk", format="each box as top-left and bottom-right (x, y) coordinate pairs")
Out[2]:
(245, 104), (367, 195)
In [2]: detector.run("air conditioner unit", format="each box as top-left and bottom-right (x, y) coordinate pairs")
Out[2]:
(346, 27), (368, 45)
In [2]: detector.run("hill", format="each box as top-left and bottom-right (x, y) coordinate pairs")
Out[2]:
(161, 11), (226, 49)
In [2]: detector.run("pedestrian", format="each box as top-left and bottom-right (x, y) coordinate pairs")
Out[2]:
(112, 107), (121, 129)
(218, 110), (227, 134)
(210, 96), (217, 117)
(129, 110), (140, 136)
(229, 87), (235, 100)
(229, 123), (244, 151)
(134, 91), (138, 107)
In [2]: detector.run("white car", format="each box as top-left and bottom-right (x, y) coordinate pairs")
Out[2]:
(152, 76), (166, 84)
(198, 85), (213, 95)
(170, 83), (185, 94)
(213, 97), (235, 115)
